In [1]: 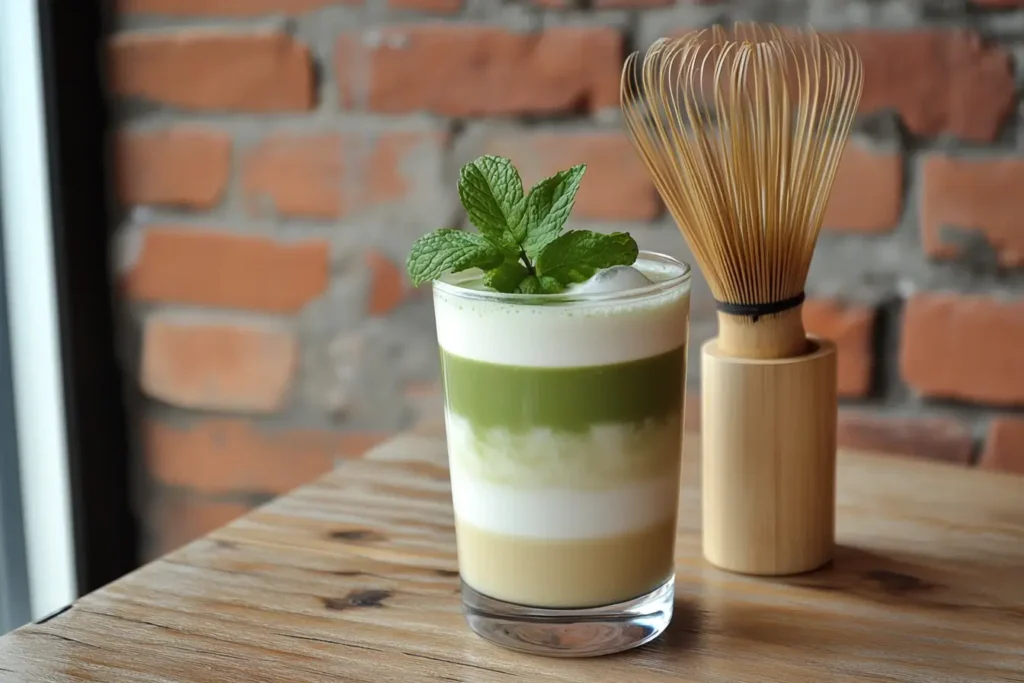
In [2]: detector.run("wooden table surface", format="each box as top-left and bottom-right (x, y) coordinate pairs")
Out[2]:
(1, 425), (1022, 682)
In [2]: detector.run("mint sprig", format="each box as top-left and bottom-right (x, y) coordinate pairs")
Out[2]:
(406, 155), (639, 293)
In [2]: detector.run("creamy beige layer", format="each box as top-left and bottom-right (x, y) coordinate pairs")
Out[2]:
(455, 517), (677, 609)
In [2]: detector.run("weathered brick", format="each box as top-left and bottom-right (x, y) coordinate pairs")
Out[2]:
(822, 141), (902, 233)
(920, 154), (1024, 266)
(803, 299), (876, 398)
(116, 128), (231, 210)
(482, 131), (660, 221)
(145, 419), (389, 496)
(388, 0), (461, 11)
(124, 226), (330, 313)
(837, 413), (974, 464)
(109, 31), (314, 112)
(147, 493), (252, 558)
(980, 418), (1024, 475)
(365, 250), (407, 315)
(118, 0), (356, 13)
(242, 130), (444, 219)
(901, 293), (1024, 406)
(243, 134), (340, 219)
(838, 29), (1014, 142)
(141, 316), (297, 413)
(336, 26), (622, 116)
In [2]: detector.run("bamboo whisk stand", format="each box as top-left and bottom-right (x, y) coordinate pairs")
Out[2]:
(621, 25), (864, 576)
(701, 335), (838, 575)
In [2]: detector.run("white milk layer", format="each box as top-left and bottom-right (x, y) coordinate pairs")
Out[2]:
(449, 465), (680, 540)
(433, 262), (691, 368)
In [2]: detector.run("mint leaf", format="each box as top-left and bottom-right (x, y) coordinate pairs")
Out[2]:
(517, 275), (563, 295)
(406, 229), (504, 286)
(484, 260), (529, 293)
(535, 231), (639, 286)
(517, 276), (540, 294)
(538, 275), (564, 293)
(458, 156), (527, 253)
(522, 164), (586, 259)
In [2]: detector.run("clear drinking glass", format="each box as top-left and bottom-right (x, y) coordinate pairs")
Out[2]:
(432, 251), (691, 657)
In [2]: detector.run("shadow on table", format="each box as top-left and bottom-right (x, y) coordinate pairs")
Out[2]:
(776, 544), (1023, 613)
(655, 599), (706, 652)
(641, 543), (1024, 660)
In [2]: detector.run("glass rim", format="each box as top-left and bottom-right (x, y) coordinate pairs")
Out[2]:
(432, 250), (691, 306)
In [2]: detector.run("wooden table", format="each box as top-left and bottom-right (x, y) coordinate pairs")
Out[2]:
(1, 426), (1022, 682)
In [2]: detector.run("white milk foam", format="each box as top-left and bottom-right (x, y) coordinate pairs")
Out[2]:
(433, 262), (691, 368)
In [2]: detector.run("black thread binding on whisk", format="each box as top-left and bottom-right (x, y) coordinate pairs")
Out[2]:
(714, 291), (805, 323)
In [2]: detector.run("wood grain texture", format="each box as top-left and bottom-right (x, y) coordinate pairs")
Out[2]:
(702, 337), (838, 575)
(1, 423), (1022, 682)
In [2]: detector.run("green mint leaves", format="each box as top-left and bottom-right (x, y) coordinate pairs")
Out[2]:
(405, 155), (638, 294)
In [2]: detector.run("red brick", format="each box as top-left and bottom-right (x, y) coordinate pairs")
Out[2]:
(109, 31), (314, 112)
(141, 317), (297, 413)
(116, 128), (231, 210)
(901, 293), (1024, 406)
(388, 0), (461, 11)
(124, 226), (329, 313)
(980, 418), (1024, 475)
(482, 131), (659, 221)
(822, 141), (902, 233)
(837, 413), (974, 464)
(838, 29), (1014, 142)
(336, 26), (622, 116)
(145, 419), (389, 496)
(148, 493), (253, 558)
(242, 130), (444, 219)
(803, 299), (876, 398)
(920, 154), (1024, 266)
(118, 0), (356, 13)
(365, 250), (407, 315)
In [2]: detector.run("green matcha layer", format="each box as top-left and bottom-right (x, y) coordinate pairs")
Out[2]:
(440, 346), (686, 433)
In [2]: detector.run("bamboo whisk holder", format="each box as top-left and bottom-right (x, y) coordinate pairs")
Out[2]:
(700, 336), (838, 576)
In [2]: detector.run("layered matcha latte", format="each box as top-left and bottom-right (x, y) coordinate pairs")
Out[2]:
(407, 155), (690, 656)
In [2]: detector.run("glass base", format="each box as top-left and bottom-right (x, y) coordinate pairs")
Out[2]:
(461, 576), (674, 658)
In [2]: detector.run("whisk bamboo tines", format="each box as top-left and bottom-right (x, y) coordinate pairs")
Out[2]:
(621, 24), (864, 359)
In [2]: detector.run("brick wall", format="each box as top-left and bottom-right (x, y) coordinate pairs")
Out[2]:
(111, 0), (1024, 557)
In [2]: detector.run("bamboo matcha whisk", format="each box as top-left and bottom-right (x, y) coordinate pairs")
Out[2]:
(621, 25), (864, 575)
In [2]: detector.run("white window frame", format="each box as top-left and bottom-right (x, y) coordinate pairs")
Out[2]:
(0, 0), (78, 631)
